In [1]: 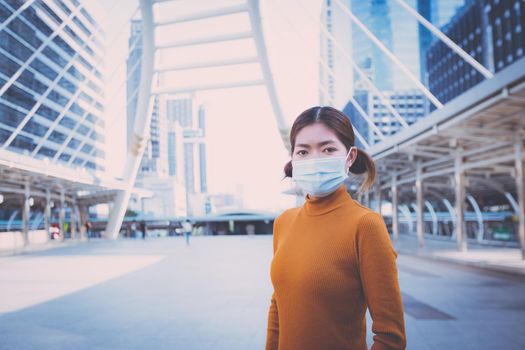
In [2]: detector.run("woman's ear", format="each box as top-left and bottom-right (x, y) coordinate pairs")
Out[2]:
(347, 146), (357, 161)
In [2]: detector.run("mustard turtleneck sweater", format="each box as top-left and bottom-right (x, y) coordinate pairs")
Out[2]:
(265, 184), (406, 350)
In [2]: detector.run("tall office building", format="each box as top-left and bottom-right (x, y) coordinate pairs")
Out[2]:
(344, 90), (425, 146)
(321, 0), (471, 146)
(351, 0), (394, 90)
(0, 0), (107, 171)
(165, 96), (208, 216)
(319, 0), (353, 107)
(417, 0), (466, 82)
(426, 0), (525, 106)
(346, 0), (423, 91)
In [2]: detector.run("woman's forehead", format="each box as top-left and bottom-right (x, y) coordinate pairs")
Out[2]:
(295, 123), (341, 144)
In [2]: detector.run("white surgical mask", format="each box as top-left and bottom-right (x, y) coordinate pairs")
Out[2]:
(292, 147), (356, 197)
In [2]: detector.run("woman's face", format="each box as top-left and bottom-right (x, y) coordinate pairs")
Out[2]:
(292, 122), (357, 168)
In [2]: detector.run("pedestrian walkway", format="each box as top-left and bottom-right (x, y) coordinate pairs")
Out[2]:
(0, 236), (86, 257)
(394, 234), (525, 276)
(0, 235), (524, 350)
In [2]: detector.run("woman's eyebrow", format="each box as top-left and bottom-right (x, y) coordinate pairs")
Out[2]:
(296, 140), (336, 148)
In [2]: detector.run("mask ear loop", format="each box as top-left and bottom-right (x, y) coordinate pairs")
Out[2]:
(345, 146), (357, 176)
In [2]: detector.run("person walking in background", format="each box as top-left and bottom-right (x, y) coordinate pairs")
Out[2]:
(84, 220), (92, 239)
(140, 220), (146, 240)
(265, 106), (406, 350)
(182, 219), (192, 246)
(131, 220), (137, 239)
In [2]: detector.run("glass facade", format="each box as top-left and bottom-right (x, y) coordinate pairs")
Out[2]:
(199, 143), (207, 193)
(427, 0), (525, 106)
(168, 131), (177, 177)
(418, 0), (466, 81)
(165, 97), (207, 195)
(344, 90), (425, 146)
(0, 0), (106, 171)
(322, 0), (524, 145)
(184, 143), (195, 194)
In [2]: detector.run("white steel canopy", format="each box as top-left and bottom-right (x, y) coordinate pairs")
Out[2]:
(105, 0), (287, 239)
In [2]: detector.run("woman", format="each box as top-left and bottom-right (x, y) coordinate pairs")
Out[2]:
(265, 106), (406, 350)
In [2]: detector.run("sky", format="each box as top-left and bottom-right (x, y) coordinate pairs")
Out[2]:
(98, 0), (323, 213)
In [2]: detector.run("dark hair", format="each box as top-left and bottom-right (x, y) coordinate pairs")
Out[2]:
(283, 106), (376, 193)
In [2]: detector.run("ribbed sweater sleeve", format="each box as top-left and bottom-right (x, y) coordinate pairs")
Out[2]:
(265, 217), (280, 350)
(357, 212), (406, 350)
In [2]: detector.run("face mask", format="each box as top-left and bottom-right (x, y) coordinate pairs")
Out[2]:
(292, 147), (356, 197)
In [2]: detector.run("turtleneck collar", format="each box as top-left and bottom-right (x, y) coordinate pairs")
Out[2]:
(303, 184), (353, 216)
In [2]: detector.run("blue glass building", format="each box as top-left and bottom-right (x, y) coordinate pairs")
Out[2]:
(0, 0), (106, 171)
(426, 0), (525, 106)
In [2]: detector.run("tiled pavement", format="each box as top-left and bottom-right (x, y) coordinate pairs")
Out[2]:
(0, 235), (524, 350)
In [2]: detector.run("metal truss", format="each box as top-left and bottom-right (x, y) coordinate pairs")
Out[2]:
(105, 0), (288, 239)
(373, 58), (525, 256)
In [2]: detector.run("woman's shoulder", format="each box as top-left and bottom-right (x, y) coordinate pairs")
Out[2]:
(275, 206), (301, 225)
(344, 196), (383, 222)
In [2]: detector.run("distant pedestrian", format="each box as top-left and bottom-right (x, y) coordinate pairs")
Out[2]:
(140, 220), (146, 240)
(182, 219), (192, 246)
(84, 220), (92, 239)
(131, 220), (137, 238)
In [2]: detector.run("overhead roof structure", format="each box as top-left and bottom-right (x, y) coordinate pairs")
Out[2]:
(370, 57), (525, 200)
(105, 0), (288, 239)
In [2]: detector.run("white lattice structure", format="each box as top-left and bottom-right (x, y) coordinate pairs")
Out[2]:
(105, 0), (287, 239)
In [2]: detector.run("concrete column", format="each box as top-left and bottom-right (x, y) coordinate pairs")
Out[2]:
(44, 189), (51, 241)
(22, 180), (30, 246)
(79, 205), (90, 240)
(70, 199), (77, 240)
(455, 151), (467, 252)
(515, 141), (525, 259)
(59, 188), (66, 241)
(375, 184), (382, 215)
(78, 204), (86, 240)
(415, 162), (425, 248)
(391, 174), (399, 241)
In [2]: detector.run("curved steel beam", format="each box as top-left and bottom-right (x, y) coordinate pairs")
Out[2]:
(442, 198), (456, 238)
(400, 204), (414, 234)
(247, 0), (288, 151)
(7, 210), (19, 232)
(505, 192), (519, 214)
(466, 194), (484, 242)
(104, 0), (156, 240)
(424, 200), (438, 235)
(469, 177), (518, 214)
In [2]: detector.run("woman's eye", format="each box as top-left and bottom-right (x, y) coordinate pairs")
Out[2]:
(297, 150), (307, 156)
(324, 148), (336, 153)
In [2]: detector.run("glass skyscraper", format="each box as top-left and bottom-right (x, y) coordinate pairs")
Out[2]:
(165, 96), (208, 216)
(427, 0), (525, 106)
(0, 0), (106, 171)
(320, 0), (502, 146)
(417, 0), (466, 82)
